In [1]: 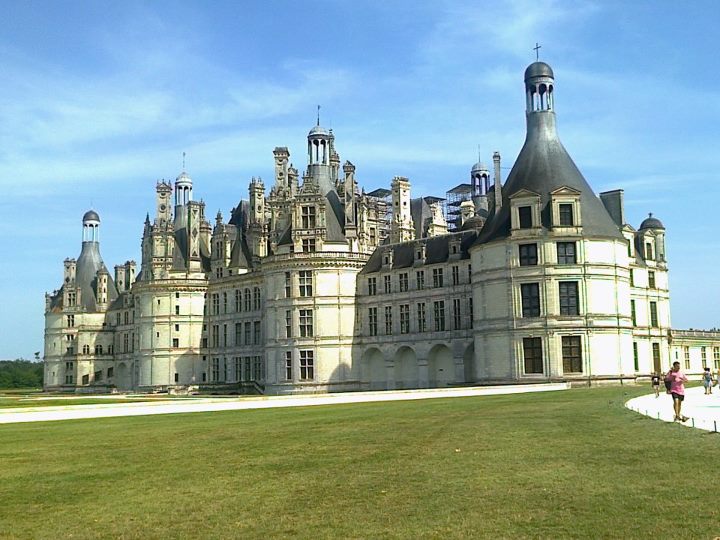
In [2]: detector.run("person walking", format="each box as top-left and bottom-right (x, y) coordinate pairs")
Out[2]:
(702, 367), (713, 395)
(651, 372), (661, 398)
(665, 361), (689, 422)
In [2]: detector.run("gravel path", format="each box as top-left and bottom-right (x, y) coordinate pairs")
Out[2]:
(626, 385), (720, 432)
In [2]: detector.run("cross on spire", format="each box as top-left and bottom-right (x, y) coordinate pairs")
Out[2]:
(182, 151), (186, 171)
(317, 105), (321, 126)
(533, 42), (542, 61)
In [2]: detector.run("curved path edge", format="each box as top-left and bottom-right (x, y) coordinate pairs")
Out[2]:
(625, 386), (720, 432)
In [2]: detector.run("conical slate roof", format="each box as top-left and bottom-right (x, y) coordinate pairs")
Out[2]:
(75, 241), (118, 311)
(479, 65), (623, 243)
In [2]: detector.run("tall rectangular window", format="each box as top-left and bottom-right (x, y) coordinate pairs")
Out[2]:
(284, 272), (292, 298)
(253, 287), (261, 310)
(368, 307), (378, 336)
(299, 271), (313, 297)
(212, 294), (219, 315)
(299, 350), (314, 380)
(433, 300), (445, 331)
(244, 289), (251, 311)
(432, 268), (444, 288)
(629, 270), (634, 287)
(559, 203), (574, 226)
(559, 281), (579, 316)
(633, 342), (639, 371)
(416, 271), (424, 290)
(244, 357), (251, 381)
(519, 243), (538, 266)
(384, 275), (392, 294)
(645, 242), (653, 260)
(235, 289), (242, 311)
(211, 325), (219, 348)
(399, 304), (410, 334)
(523, 337), (543, 374)
(631, 300), (637, 326)
(244, 322), (251, 346)
(235, 323), (242, 346)
(518, 206), (532, 229)
(468, 297), (474, 329)
(562, 336), (582, 373)
(648, 271), (656, 289)
(285, 351), (292, 380)
(301, 206), (317, 228)
(223, 324), (228, 347)
(223, 292), (228, 313)
(299, 309), (313, 337)
(453, 298), (462, 330)
(302, 238), (316, 252)
(253, 321), (261, 345)
(701, 346), (707, 367)
(650, 301), (658, 327)
(384, 306), (393, 335)
(714, 347), (720, 370)
(399, 273), (408, 292)
(212, 358), (220, 382)
(653, 343), (661, 371)
(234, 357), (241, 381)
(451, 265), (460, 285)
(468, 264), (472, 283)
(367, 277), (377, 296)
(557, 242), (576, 265)
(285, 310), (292, 338)
(521, 283), (540, 317)
(417, 303), (426, 333)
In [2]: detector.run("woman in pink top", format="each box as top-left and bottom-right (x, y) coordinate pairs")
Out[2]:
(665, 361), (689, 422)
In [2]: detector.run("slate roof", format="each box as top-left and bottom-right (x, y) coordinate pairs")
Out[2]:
(75, 241), (119, 311)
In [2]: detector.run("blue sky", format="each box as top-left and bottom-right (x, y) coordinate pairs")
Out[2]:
(1, 0), (718, 359)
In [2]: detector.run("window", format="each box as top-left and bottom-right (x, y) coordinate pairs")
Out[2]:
(172, 338), (179, 348)
(244, 357), (251, 381)
(523, 337), (543, 374)
(175, 324), (180, 332)
(521, 283), (540, 317)
(557, 242), (576, 265)
(433, 300), (445, 331)
(82, 374), (89, 385)
(223, 324), (228, 347)
(82, 344), (90, 355)
(302, 238), (316, 252)
(633, 342), (639, 372)
(212, 358), (220, 382)
(468, 264), (472, 283)
(645, 242), (653, 260)
(432, 268), (444, 288)
(519, 243), (538, 266)
(124, 311), (129, 325)
(649, 302), (658, 328)
(684, 346), (690, 370)
(648, 271), (656, 289)
(714, 347), (720, 370)
(223, 292), (228, 313)
(453, 298), (462, 330)
(367, 277), (377, 296)
(211, 325), (219, 348)
(416, 270), (424, 290)
(253, 287), (261, 310)
(562, 336), (582, 373)
(629, 270), (634, 287)
(235, 323), (242, 346)
(284, 272), (292, 298)
(301, 206), (317, 228)
(244, 322), (251, 346)
(701, 346), (707, 367)
(384, 306), (393, 335)
(285, 351), (292, 380)
(108, 367), (114, 378)
(253, 321), (261, 345)
(123, 333), (129, 353)
(559, 203), (574, 226)
(384, 275), (392, 294)
(652, 343), (661, 370)
(244, 289), (251, 311)
(175, 305), (180, 315)
(631, 300), (637, 326)
(285, 310), (292, 338)
(66, 315), (74, 327)
(299, 271), (313, 297)
(468, 297), (474, 329)
(299, 309), (313, 337)
(65, 362), (74, 384)
(518, 206), (532, 229)
(299, 350), (314, 380)
(368, 307), (378, 336)
(399, 273), (409, 292)
(400, 304), (410, 334)
(95, 344), (103, 355)
(559, 281), (579, 316)
(174, 372), (179, 383)
(417, 303), (427, 333)
(212, 294), (219, 315)
(452, 265), (460, 286)
(67, 291), (76, 307)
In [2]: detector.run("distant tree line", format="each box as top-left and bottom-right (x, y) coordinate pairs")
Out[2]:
(0, 360), (43, 389)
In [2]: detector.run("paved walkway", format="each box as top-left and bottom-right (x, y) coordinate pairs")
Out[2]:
(625, 386), (720, 432)
(0, 383), (569, 424)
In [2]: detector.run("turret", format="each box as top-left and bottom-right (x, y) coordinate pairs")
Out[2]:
(156, 180), (173, 224)
(174, 170), (193, 207)
(82, 210), (100, 243)
(306, 112), (333, 194)
(492, 151), (502, 213)
(390, 176), (415, 243)
(273, 147), (290, 192)
(96, 267), (109, 310)
(343, 161), (357, 238)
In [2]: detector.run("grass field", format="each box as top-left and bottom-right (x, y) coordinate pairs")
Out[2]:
(0, 385), (717, 539)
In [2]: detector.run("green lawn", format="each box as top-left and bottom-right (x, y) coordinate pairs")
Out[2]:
(0, 385), (717, 539)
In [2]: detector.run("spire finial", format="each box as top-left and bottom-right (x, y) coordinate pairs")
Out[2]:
(648, 212), (653, 218)
(182, 151), (186, 171)
(478, 144), (481, 163)
(533, 42), (542, 61)
(317, 105), (321, 126)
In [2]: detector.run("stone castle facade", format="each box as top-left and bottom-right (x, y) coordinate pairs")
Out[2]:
(44, 61), (680, 394)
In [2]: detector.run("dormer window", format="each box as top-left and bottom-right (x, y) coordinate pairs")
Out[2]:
(414, 243), (427, 265)
(301, 206), (316, 229)
(559, 204), (574, 226)
(645, 242), (653, 260)
(518, 206), (532, 229)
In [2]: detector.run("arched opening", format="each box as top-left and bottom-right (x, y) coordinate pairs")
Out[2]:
(428, 344), (454, 387)
(393, 346), (417, 389)
(361, 348), (386, 390)
(116, 362), (130, 391)
(463, 343), (475, 383)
